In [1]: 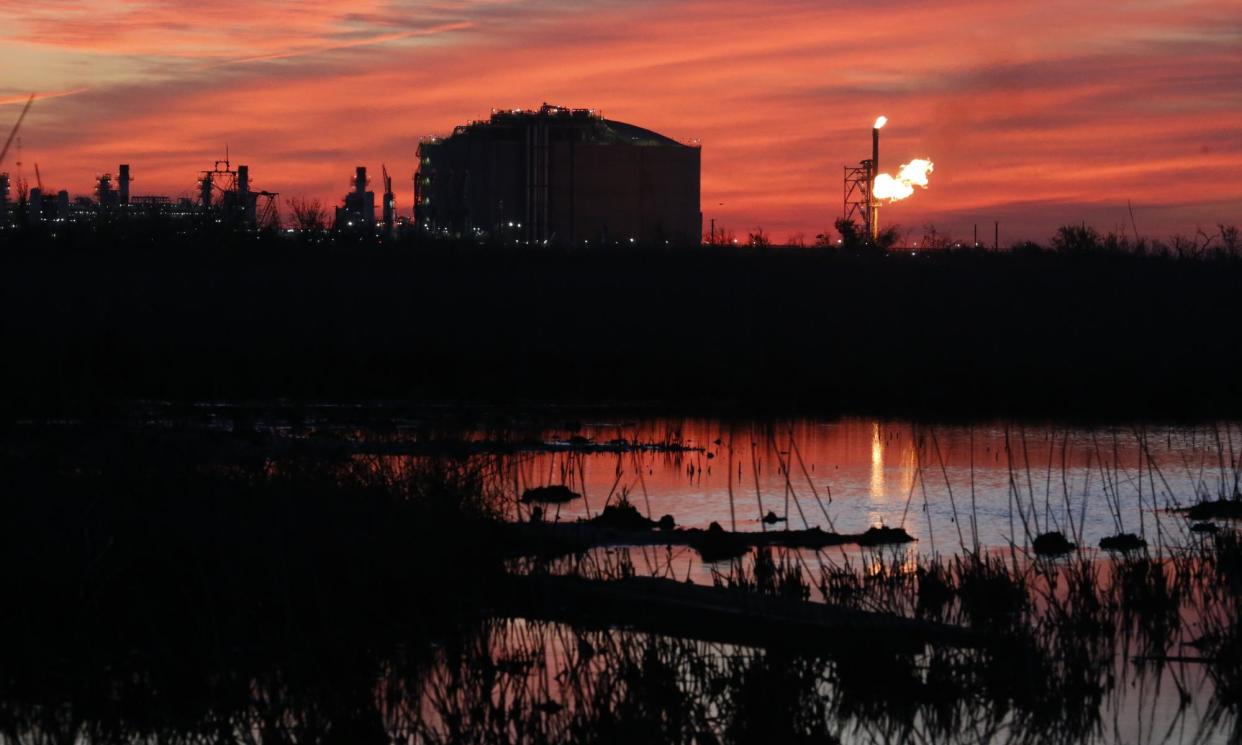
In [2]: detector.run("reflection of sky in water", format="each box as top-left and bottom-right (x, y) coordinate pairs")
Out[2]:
(448, 418), (1241, 556)
(371, 418), (1242, 744)
(426, 611), (1232, 745)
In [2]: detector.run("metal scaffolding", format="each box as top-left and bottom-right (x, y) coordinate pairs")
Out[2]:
(843, 159), (873, 239)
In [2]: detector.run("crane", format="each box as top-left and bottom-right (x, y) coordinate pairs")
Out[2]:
(0, 94), (35, 166)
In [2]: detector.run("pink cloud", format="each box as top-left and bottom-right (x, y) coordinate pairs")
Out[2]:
(3, 0), (1239, 242)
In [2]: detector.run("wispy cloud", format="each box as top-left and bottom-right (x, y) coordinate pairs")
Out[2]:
(2, 0), (1239, 240)
(0, 87), (89, 106)
(207, 21), (474, 67)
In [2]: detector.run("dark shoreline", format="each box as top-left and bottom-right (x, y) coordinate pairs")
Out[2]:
(2, 243), (1239, 421)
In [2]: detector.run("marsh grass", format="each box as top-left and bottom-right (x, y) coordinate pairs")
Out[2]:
(711, 547), (812, 602)
(4, 418), (1242, 743)
(0, 438), (509, 743)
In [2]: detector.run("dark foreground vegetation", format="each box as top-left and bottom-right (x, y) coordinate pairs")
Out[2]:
(0, 435), (506, 742)
(3, 422), (1242, 743)
(1, 224), (1241, 421)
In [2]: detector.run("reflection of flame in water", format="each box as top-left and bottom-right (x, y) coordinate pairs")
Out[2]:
(868, 423), (918, 528)
(862, 549), (919, 579)
(869, 422), (884, 500)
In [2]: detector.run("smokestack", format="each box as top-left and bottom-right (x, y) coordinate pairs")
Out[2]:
(237, 165), (249, 194)
(355, 166), (367, 196)
(872, 128), (880, 191)
(870, 121), (881, 243)
(382, 166), (395, 233)
(200, 173), (213, 208)
(119, 164), (130, 206)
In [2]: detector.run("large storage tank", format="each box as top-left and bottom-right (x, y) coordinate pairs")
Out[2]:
(415, 104), (701, 246)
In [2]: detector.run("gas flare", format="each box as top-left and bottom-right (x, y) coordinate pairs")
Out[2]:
(873, 158), (933, 202)
(873, 116), (887, 130)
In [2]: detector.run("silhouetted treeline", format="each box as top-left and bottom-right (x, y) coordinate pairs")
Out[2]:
(1, 228), (1240, 420)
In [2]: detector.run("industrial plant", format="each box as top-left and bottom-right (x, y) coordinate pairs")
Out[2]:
(0, 157), (279, 231)
(333, 165), (397, 235)
(3, 96), (936, 251)
(0, 94), (288, 233)
(4, 101), (703, 245)
(0, 159), (411, 239)
(414, 104), (702, 247)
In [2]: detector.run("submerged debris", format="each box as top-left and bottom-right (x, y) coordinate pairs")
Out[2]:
(520, 485), (581, 504)
(588, 500), (657, 531)
(694, 524), (915, 561)
(1183, 498), (1242, 521)
(1099, 533), (1147, 552)
(1033, 531), (1076, 556)
(694, 522), (750, 562)
(855, 525), (917, 547)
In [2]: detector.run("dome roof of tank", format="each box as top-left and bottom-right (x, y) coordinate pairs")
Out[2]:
(439, 105), (695, 148)
(597, 119), (688, 147)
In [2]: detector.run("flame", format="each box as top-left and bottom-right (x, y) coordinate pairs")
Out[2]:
(873, 158), (934, 202)
(873, 115), (888, 129)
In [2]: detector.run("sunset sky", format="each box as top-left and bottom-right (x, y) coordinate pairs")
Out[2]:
(1, 0), (1239, 243)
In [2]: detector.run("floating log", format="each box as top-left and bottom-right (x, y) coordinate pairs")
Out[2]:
(520, 485), (581, 504)
(498, 573), (986, 652)
(500, 520), (915, 560)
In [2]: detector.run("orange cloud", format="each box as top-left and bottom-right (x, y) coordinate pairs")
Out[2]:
(0, 87), (89, 106)
(3, 0), (1239, 242)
